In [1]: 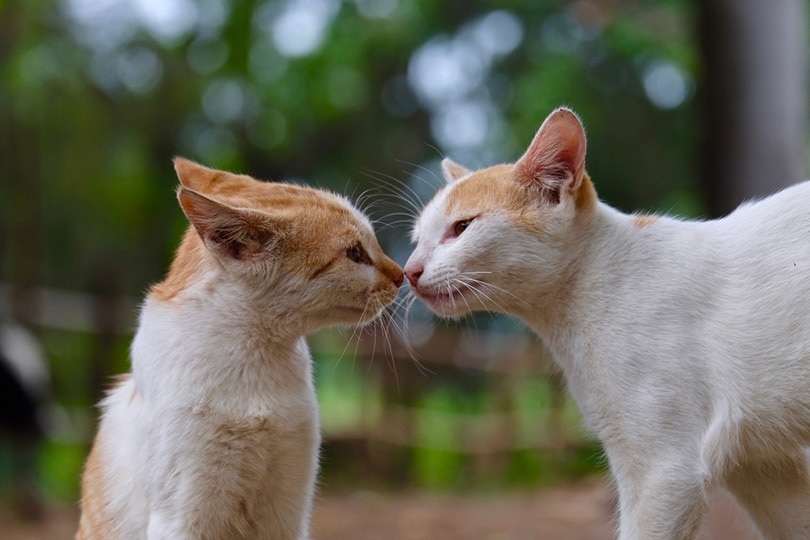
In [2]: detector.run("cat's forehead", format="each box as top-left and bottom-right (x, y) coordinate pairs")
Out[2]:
(445, 164), (520, 214)
(226, 181), (372, 232)
(416, 164), (523, 237)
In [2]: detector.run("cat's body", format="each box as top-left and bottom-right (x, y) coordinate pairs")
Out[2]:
(405, 109), (810, 538)
(78, 159), (403, 539)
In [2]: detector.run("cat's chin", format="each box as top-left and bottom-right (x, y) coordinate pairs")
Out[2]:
(331, 304), (386, 326)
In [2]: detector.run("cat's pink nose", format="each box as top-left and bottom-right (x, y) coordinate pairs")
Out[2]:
(405, 265), (423, 288)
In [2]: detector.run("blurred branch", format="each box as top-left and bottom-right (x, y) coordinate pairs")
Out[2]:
(0, 283), (139, 334)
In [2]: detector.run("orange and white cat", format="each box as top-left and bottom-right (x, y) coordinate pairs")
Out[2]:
(78, 158), (403, 539)
(405, 108), (810, 538)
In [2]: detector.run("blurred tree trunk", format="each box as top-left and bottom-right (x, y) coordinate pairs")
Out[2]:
(5, 120), (42, 328)
(699, 0), (807, 218)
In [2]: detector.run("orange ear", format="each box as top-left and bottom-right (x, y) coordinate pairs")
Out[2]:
(513, 108), (586, 204)
(441, 158), (472, 184)
(177, 188), (275, 261)
(173, 157), (238, 193)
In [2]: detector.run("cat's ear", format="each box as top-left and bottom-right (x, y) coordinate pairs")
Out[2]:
(514, 108), (586, 204)
(174, 157), (238, 193)
(441, 158), (472, 184)
(177, 187), (275, 261)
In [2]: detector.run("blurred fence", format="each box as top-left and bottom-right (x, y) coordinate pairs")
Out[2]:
(0, 282), (602, 498)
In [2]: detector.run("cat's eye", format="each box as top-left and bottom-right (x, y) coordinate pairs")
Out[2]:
(452, 219), (472, 237)
(346, 243), (372, 265)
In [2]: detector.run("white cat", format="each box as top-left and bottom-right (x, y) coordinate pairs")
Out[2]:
(78, 159), (403, 539)
(404, 108), (810, 539)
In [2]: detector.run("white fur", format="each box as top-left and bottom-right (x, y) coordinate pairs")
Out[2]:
(95, 274), (320, 539)
(406, 159), (810, 537)
(84, 177), (402, 539)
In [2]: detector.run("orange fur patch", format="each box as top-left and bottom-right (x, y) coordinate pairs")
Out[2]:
(77, 433), (117, 539)
(444, 165), (525, 217)
(443, 164), (598, 230)
(150, 229), (209, 303)
(77, 376), (137, 539)
(575, 173), (598, 211)
(633, 214), (659, 228)
(150, 160), (402, 302)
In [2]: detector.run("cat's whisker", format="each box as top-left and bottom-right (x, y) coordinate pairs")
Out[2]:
(388, 298), (422, 365)
(367, 188), (414, 220)
(367, 314), (379, 368)
(385, 161), (440, 196)
(400, 294), (423, 343)
(359, 169), (424, 219)
(445, 280), (459, 314)
(398, 293), (437, 378)
(394, 158), (444, 188)
(379, 313), (402, 392)
(379, 309), (403, 380)
(377, 199), (420, 215)
(445, 279), (490, 333)
(462, 277), (533, 312)
(402, 293), (419, 321)
(462, 282), (512, 321)
(335, 302), (374, 369)
(468, 280), (518, 312)
(334, 325), (360, 369)
(423, 141), (447, 161)
(353, 186), (377, 208)
(381, 184), (424, 216)
(448, 278), (499, 330)
(343, 179), (362, 208)
(376, 211), (422, 227)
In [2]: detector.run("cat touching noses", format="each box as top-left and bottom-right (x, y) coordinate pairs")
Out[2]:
(78, 159), (403, 539)
(406, 108), (810, 539)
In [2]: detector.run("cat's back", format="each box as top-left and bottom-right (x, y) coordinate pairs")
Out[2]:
(714, 180), (810, 287)
(702, 181), (810, 405)
(722, 179), (810, 237)
(594, 179), (810, 375)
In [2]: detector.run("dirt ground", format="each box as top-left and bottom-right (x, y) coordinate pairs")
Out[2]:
(2, 478), (761, 539)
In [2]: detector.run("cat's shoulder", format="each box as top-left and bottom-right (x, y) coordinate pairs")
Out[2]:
(732, 179), (810, 215)
(720, 179), (810, 233)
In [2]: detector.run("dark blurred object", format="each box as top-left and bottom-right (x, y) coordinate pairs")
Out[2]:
(699, 0), (807, 217)
(0, 322), (51, 520)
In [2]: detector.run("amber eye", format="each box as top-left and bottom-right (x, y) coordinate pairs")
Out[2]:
(452, 219), (472, 237)
(346, 243), (372, 265)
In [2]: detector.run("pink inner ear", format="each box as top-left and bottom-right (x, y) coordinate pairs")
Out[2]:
(514, 108), (586, 196)
(178, 188), (271, 261)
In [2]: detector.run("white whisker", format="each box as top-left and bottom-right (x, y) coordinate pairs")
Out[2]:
(462, 276), (532, 311)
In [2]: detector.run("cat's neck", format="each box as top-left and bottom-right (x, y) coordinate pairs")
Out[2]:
(130, 281), (315, 416)
(515, 200), (668, 350)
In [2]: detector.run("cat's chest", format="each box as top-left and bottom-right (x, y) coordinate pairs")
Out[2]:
(136, 331), (317, 413)
(141, 408), (319, 537)
(144, 402), (320, 489)
(205, 413), (318, 462)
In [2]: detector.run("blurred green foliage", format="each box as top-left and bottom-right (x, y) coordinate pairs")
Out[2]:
(1, 0), (700, 292)
(1, 0), (701, 502)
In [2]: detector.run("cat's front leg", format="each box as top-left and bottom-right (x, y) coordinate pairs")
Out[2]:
(613, 460), (709, 540)
(725, 449), (810, 539)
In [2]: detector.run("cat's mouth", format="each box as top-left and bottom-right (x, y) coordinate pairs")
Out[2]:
(412, 282), (477, 312)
